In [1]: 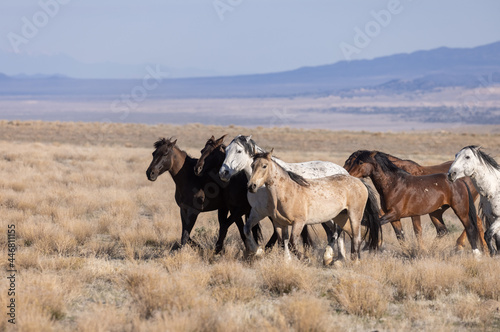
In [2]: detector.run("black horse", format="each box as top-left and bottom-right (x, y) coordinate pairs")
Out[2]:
(146, 137), (261, 254)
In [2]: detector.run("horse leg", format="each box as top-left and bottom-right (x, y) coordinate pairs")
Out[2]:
(214, 208), (231, 254)
(390, 220), (405, 243)
(243, 209), (265, 256)
(411, 215), (423, 249)
(485, 217), (500, 255)
(282, 226), (292, 261)
(428, 211), (449, 238)
(290, 221), (306, 260)
(180, 208), (201, 248)
(265, 218), (281, 249)
(348, 210), (363, 262)
(475, 213), (489, 253)
(451, 205), (480, 257)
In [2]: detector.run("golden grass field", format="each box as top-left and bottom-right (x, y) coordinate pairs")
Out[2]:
(1, 120), (500, 331)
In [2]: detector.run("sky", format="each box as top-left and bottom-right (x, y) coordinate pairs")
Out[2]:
(0, 0), (499, 78)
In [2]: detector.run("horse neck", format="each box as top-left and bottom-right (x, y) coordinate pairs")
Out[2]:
(367, 163), (397, 196)
(471, 164), (500, 197)
(268, 161), (298, 197)
(168, 146), (190, 180)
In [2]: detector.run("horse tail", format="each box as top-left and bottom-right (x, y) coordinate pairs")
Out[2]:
(464, 181), (478, 234)
(362, 182), (381, 250)
(479, 196), (493, 229)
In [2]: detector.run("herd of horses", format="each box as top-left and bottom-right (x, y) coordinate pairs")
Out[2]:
(146, 134), (500, 264)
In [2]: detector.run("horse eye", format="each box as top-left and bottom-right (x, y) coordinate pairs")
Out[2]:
(465, 156), (470, 159)
(359, 161), (364, 165)
(262, 165), (267, 169)
(237, 150), (242, 154)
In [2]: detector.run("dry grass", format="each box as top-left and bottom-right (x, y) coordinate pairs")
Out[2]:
(2, 121), (500, 331)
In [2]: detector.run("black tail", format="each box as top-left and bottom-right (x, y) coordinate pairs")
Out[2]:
(479, 196), (493, 229)
(362, 183), (381, 250)
(464, 182), (478, 234)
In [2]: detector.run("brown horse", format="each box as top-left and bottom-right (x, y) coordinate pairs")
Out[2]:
(344, 151), (487, 251)
(345, 151), (481, 256)
(193, 135), (339, 251)
(146, 137), (261, 253)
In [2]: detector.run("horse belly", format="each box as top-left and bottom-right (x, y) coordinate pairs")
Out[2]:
(305, 192), (346, 224)
(402, 187), (446, 216)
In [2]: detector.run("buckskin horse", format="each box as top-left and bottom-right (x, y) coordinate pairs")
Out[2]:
(245, 150), (380, 262)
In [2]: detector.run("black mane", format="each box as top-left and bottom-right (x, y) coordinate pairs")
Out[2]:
(154, 138), (168, 149)
(372, 152), (409, 175)
(466, 145), (500, 171)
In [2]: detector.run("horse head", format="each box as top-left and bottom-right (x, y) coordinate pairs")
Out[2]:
(448, 146), (482, 182)
(194, 134), (226, 176)
(146, 137), (177, 181)
(219, 135), (254, 182)
(248, 149), (273, 193)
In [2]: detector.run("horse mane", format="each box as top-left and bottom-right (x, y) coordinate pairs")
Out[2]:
(253, 152), (310, 187)
(377, 151), (421, 167)
(154, 138), (168, 149)
(467, 145), (500, 172)
(373, 152), (409, 175)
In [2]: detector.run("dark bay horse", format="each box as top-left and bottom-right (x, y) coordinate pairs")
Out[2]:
(345, 151), (481, 256)
(193, 135), (332, 251)
(344, 151), (487, 251)
(146, 137), (261, 253)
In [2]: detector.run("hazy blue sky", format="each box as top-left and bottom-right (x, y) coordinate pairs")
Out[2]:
(1, 0), (499, 77)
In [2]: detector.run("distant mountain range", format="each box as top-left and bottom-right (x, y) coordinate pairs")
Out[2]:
(1, 41), (499, 99)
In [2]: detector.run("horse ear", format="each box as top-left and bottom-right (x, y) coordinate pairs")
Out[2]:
(268, 148), (274, 159)
(210, 135), (215, 141)
(216, 134), (226, 144)
(246, 135), (252, 142)
(171, 139), (177, 146)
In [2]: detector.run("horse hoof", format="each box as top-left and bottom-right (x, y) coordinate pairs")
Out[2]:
(255, 247), (264, 258)
(323, 246), (334, 266)
(473, 248), (482, 258)
(333, 260), (344, 268)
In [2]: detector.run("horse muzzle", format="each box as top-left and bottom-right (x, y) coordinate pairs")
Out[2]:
(248, 183), (257, 193)
(147, 169), (158, 181)
(219, 168), (231, 182)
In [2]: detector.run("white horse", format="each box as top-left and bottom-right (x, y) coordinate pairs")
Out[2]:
(448, 145), (500, 255)
(218, 135), (349, 263)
